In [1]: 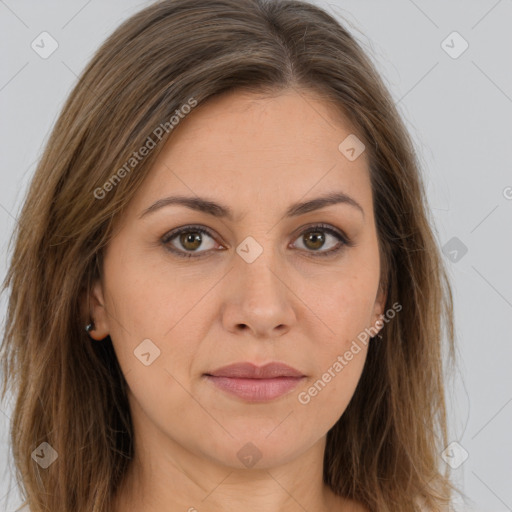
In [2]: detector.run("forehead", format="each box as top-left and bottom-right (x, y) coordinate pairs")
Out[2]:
(125, 88), (372, 223)
(165, 87), (360, 152)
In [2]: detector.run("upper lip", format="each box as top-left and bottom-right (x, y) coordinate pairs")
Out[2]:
(205, 362), (305, 379)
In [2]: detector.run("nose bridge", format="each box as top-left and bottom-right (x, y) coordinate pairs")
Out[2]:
(234, 234), (284, 303)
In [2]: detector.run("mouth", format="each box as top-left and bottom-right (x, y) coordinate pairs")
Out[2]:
(203, 375), (305, 402)
(203, 362), (306, 402)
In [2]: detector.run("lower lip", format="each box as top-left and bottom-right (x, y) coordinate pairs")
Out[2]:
(204, 375), (305, 402)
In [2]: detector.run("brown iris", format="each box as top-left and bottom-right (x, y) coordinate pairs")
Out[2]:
(303, 231), (325, 250)
(180, 232), (203, 251)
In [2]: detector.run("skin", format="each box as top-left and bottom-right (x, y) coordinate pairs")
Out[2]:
(89, 88), (386, 512)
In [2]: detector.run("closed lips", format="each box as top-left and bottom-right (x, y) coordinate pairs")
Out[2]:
(204, 362), (306, 379)
(203, 362), (306, 402)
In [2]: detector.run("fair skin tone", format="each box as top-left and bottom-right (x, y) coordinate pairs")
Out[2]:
(89, 88), (385, 512)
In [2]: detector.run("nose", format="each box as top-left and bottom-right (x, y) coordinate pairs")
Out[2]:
(220, 250), (297, 340)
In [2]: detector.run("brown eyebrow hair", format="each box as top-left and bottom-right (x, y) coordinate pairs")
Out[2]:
(138, 191), (365, 221)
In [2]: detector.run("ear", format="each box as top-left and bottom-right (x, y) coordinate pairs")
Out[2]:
(371, 282), (388, 334)
(84, 278), (111, 341)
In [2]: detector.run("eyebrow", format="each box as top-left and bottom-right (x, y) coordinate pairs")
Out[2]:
(139, 191), (364, 221)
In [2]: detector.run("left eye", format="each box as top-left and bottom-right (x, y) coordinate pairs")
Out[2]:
(291, 225), (348, 256)
(161, 224), (349, 258)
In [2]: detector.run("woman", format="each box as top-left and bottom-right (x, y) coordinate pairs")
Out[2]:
(0, 0), (461, 510)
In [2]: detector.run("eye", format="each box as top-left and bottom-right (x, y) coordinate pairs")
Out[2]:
(161, 225), (221, 258)
(161, 223), (352, 258)
(290, 223), (351, 258)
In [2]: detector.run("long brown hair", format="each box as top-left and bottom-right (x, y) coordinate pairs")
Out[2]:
(1, 0), (460, 510)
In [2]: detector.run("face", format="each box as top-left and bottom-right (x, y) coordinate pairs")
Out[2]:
(90, 88), (386, 471)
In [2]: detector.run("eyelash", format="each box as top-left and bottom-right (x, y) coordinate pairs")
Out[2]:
(161, 223), (353, 259)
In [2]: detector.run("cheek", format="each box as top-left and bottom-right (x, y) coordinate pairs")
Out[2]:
(299, 261), (377, 405)
(317, 271), (378, 341)
(103, 232), (183, 334)
(100, 244), (170, 371)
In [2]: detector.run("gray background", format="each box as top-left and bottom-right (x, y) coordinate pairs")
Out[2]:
(1, 1), (511, 511)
